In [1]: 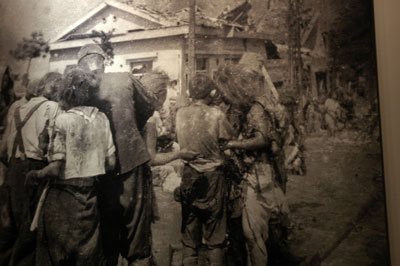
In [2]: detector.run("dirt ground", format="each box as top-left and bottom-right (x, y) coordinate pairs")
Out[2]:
(149, 131), (390, 266)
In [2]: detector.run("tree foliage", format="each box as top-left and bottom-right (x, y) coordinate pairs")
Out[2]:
(10, 31), (50, 62)
(92, 29), (115, 66)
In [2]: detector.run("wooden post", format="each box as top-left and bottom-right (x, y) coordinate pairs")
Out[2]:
(187, 0), (196, 98)
(295, 0), (303, 94)
(288, 0), (294, 91)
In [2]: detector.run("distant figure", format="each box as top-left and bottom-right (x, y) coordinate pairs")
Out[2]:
(324, 94), (342, 136)
(0, 67), (16, 132)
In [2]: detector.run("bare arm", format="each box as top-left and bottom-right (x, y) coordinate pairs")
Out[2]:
(225, 131), (267, 150)
(28, 160), (63, 179)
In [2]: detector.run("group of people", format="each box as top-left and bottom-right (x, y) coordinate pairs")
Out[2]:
(0, 43), (180, 266)
(0, 43), (303, 266)
(173, 53), (304, 266)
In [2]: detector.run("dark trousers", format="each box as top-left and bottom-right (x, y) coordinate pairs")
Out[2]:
(0, 158), (46, 266)
(36, 178), (101, 266)
(180, 166), (227, 266)
(97, 164), (153, 266)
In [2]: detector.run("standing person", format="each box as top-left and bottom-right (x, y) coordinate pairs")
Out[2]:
(324, 93), (342, 136)
(0, 73), (61, 266)
(215, 59), (302, 266)
(175, 74), (234, 266)
(27, 69), (116, 265)
(76, 44), (161, 266)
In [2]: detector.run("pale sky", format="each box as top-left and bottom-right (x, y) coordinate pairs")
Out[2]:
(0, 0), (104, 78)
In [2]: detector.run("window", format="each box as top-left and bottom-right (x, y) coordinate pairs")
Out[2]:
(224, 57), (240, 64)
(127, 60), (153, 77)
(196, 58), (209, 72)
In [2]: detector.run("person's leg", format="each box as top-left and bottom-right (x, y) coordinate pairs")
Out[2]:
(75, 185), (102, 266)
(97, 174), (122, 266)
(0, 184), (16, 265)
(180, 165), (202, 266)
(6, 159), (46, 266)
(181, 207), (201, 266)
(242, 186), (270, 266)
(202, 172), (227, 266)
(119, 166), (153, 265)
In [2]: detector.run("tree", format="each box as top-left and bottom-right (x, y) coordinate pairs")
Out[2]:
(9, 31), (50, 77)
(92, 29), (115, 66)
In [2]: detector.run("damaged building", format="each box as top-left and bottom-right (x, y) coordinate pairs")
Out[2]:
(48, 0), (287, 97)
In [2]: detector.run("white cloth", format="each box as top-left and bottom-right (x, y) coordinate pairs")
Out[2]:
(49, 106), (115, 179)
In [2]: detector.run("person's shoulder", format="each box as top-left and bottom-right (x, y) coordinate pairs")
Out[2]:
(96, 110), (110, 122)
(54, 111), (71, 127)
(208, 105), (226, 117)
(250, 101), (265, 113)
(8, 97), (27, 112)
(45, 100), (60, 109)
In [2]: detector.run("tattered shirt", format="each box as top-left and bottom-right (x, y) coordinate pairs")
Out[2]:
(49, 106), (115, 179)
(242, 103), (276, 190)
(176, 102), (234, 172)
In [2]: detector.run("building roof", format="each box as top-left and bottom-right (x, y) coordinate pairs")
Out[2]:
(50, 0), (284, 52)
(52, 0), (255, 43)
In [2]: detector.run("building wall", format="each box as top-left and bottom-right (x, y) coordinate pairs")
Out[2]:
(180, 36), (267, 92)
(49, 35), (268, 95)
(49, 36), (184, 90)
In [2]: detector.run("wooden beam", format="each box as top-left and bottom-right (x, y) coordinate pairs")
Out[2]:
(187, 0), (196, 98)
(301, 11), (320, 46)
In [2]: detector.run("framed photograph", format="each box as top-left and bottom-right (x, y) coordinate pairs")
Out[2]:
(0, 0), (390, 265)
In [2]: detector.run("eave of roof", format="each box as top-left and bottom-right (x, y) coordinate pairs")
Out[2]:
(50, 0), (171, 43)
(50, 25), (278, 51)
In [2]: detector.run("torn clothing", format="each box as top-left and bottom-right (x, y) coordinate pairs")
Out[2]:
(49, 106), (115, 179)
(176, 102), (234, 172)
(36, 177), (102, 266)
(180, 165), (227, 249)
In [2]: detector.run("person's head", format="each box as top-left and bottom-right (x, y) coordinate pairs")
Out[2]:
(37, 72), (63, 101)
(59, 68), (98, 110)
(214, 63), (263, 108)
(140, 70), (169, 111)
(189, 73), (216, 104)
(25, 79), (41, 100)
(77, 44), (106, 75)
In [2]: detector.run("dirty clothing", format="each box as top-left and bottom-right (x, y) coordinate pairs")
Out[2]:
(36, 178), (101, 266)
(239, 103), (289, 266)
(176, 102), (234, 172)
(49, 107), (115, 179)
(92, 72), (158, 265)
(36, 106), (115, 266)
(0, 97), (60, 266)
(176, 102), (234, 266)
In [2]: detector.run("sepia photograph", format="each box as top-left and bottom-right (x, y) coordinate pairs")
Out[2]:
(0, 0), (390, 265)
